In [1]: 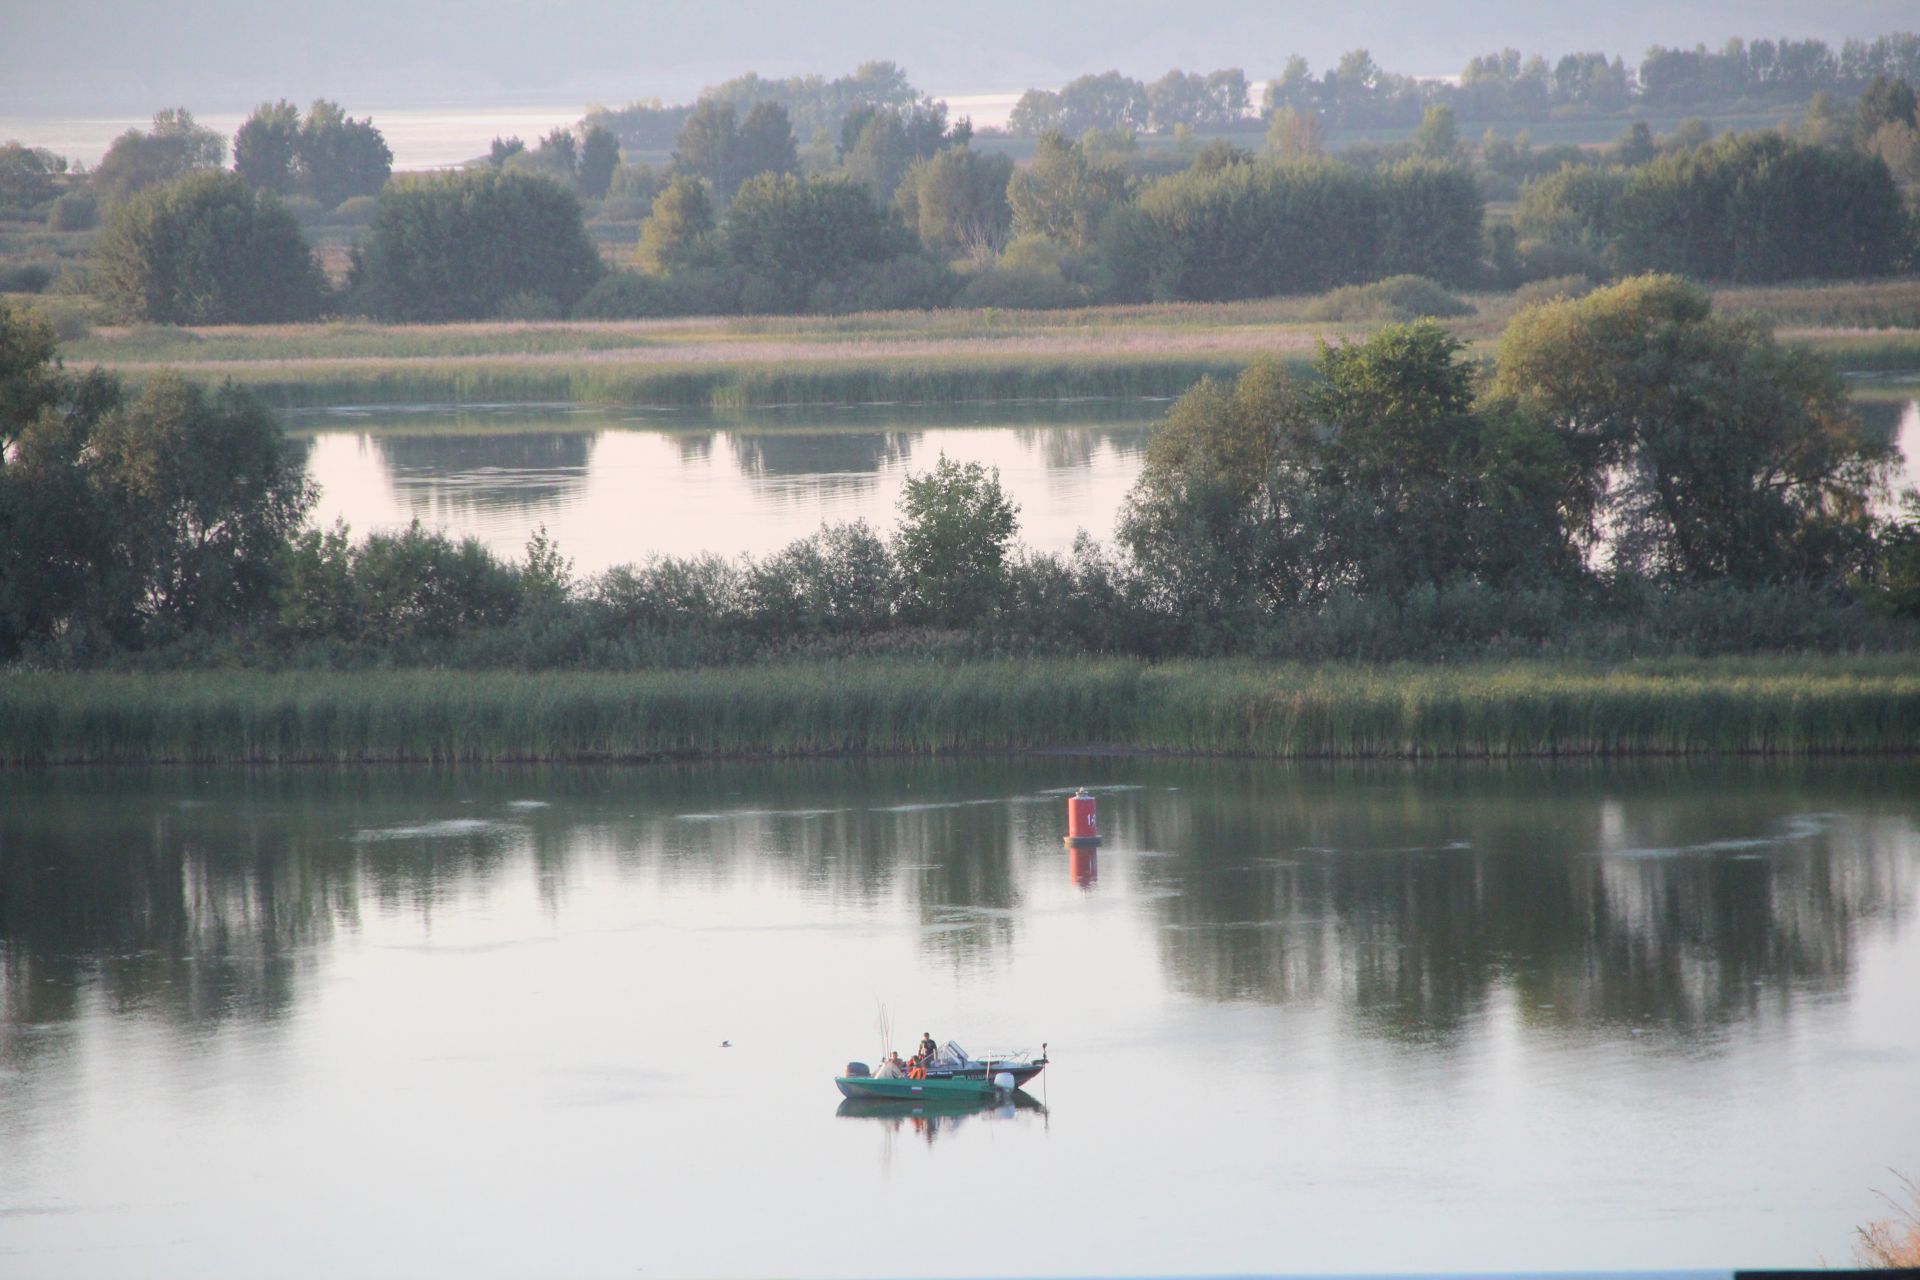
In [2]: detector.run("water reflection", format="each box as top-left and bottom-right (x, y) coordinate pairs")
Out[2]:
(2, 759), (1912, 1055)
(2, 758), (1916, 1272)
(1129, 762), (1914, 1044)
(1856, 395), (1920, 512)
(725, 431), (916, 483)
(294, 402), (1161, 569)
(835, 1091), (1047, 1148)
(374, 432), (599, 514)
(291, 397), (1912, 575)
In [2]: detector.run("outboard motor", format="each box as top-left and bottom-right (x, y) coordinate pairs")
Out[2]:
(844, 1061), (871, 1078)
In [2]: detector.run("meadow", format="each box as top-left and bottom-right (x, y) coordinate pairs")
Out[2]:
(15, 275), (1916, 410)
(7, 656), (1918, 765)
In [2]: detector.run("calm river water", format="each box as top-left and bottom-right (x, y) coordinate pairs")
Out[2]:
(2, 757), (1917, 1277)
(296, 400), (1162, 570)
(295, 396), (1920, 572)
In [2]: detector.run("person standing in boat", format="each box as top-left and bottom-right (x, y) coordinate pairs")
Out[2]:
(918, 1031), (937, 1064)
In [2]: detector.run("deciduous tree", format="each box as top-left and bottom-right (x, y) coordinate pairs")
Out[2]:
(296, 100), (391, 209)
(354, 170), (603, 320)
(1493, 275), (1887, 583)
(92, 171), (324, 323)
(233, 101), (301, 195)
(893, 455), (1019, 625)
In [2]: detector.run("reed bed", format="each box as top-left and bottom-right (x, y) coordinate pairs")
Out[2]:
(133, 353), (1255, 410)
(54, 279), (1920, 412)
(65, 298), (1383, 365)
(1711, 277), (1920, 330)
(1778, 329), (1920, 373)
(7, 658), (1917, 766)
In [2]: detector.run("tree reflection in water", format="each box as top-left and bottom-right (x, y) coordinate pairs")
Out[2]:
(1, 759), (1913, 1077)
(372, 431), (598, 518)
(1131, 760), (1915, 1044)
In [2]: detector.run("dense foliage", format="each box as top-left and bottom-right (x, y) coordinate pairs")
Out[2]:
(91, 171), (325, 323)
(233, 99), (392, 208)
(91, 109), (226, 206)
(1610, 133), (1908, 281)
(1493, 276), (1884, 583)
(0, 303), (311, 657)
(1003, 34), (1920, 135)
(5, 280), (1917, 672)
(352, 169), (604, 320)
(1103, 156), (1482, 301)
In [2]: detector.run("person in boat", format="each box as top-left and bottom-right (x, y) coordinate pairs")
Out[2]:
(918, 1032), (937, 1063)
(907, 1054), (927, 1080)
(875, 1052), (907, 1079)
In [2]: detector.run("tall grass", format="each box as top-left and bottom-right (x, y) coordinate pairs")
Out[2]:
(55, 276), (1920, 411)
(1712, 277), (1920, 330)
(6, 657), (1917, 765)
(1780, 330), (1920, 374)
(130, 354), (1254, 410)
(66, 299), (1365, 366)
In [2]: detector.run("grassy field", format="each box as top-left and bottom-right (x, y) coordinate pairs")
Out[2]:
(6, 656), (1918, 765)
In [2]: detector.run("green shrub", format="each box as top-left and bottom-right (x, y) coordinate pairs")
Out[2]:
(329, 195), (378, 225)
(353, 169), (604, 321)
(24, 296), (93, 342)
(590, 196), (653, 223)
(953, 263), (1085, 310)
(1511, 274), (1597, 308)
(1516, 238), (1607, 282)
(0, 262), (54, 293)
(742, 522), (897, 637)
(46, 192), (96, 231)
(807, 255), (959, 313)
(494, 289), (563, 321)
(279, 195), (327, 227)
(573, 271), (673, 319)
(91, 171), (324, 324)
(1303, 275), (1473, 321)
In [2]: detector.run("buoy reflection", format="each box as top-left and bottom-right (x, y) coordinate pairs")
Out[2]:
(1069, 846), (1097, 887)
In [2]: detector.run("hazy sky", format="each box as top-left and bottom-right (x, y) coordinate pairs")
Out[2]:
(6, 0), (1917, 116)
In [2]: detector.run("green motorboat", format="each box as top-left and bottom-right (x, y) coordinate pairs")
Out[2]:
(834, 1074), (1012, 1102)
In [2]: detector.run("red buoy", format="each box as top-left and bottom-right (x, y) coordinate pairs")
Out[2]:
(1064, 788), (1102, 847)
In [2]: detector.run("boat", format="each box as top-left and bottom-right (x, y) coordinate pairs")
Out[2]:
(915, 1039), (1048, 1088)
(835, 1039), (1048, 1100)
(834, 1074), (1012, 1102)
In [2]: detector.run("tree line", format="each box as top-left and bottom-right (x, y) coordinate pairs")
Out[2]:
(4, 282), (1917, 668)
(6, 57), (1917, 325)
(57, 105), (1919, 326)
(1005, 32), (1920, 135)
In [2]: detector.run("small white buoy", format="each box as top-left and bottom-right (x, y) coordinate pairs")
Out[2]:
(993, 1071), (1015, 1093)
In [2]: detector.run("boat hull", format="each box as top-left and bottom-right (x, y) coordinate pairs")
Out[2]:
(924, 1061), (1045, 1087)
(835, 1076), (1008, 1102)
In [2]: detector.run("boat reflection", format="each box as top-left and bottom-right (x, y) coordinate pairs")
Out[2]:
(835, 1089), (1047, 1144)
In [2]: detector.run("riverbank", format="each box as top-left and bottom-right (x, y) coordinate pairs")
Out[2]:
(40, 277), (1920, 410)
(7, 657), (1919, 765)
